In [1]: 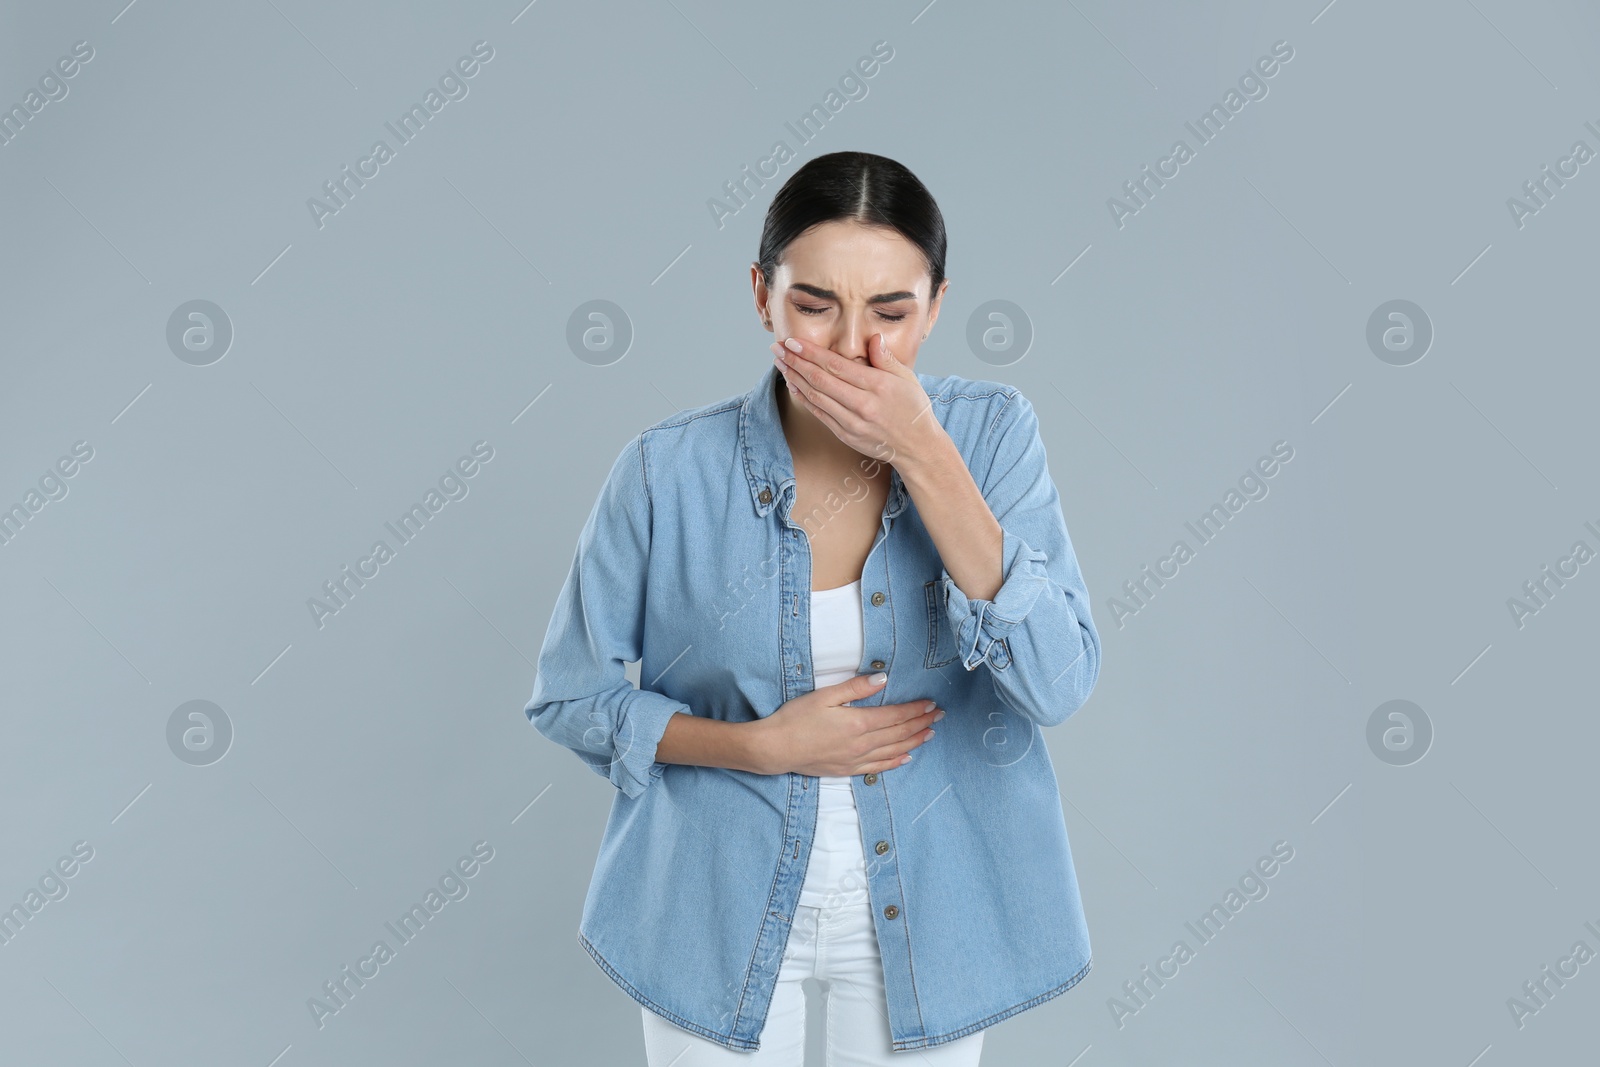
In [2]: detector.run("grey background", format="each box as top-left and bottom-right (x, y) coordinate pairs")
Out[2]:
(2, 0), (1596, 1064)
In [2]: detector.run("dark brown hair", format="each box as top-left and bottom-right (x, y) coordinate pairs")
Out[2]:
(756, 151), (947, 302)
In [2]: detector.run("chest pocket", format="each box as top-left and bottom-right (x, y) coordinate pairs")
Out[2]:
(924, 579), (958, 668)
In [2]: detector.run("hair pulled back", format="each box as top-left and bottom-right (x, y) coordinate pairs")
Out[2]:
(756, 151), (947, 302)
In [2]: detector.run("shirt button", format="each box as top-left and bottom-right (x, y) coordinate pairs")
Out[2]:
(871, 591), (885, 606)
(863, 773), (878, 785)
(874, 840), (889, 855)
(758, 488), (772, 504)
(883, 905), (899, 920)
(870, 659), (885, 670)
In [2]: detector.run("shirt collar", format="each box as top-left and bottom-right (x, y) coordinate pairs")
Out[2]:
(739, 361), (911, 521)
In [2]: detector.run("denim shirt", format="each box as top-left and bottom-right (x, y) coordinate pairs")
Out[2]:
(525, 361), (1102, 1052)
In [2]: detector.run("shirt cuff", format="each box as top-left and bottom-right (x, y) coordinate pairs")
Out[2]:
(939, 526), (1051, 672)
(612, 696), (688, 799)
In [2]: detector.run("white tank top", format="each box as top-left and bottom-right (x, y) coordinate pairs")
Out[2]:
(798, 579), (871, 907)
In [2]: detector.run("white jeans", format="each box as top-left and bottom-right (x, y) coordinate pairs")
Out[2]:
(641, 900), (986, 1066)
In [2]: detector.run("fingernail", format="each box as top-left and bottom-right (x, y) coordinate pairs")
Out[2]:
(783, 337), (803, 353)
(934, 709), (945, 721)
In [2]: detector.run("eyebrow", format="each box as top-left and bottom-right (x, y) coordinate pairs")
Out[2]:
(788, 283), (919, 305)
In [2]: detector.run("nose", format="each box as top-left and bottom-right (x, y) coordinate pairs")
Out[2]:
(833, 318), (868, 361)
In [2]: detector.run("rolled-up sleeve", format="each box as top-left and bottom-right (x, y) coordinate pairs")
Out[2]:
(936, 390), (1101, 727)
(524, 432), (689, 799)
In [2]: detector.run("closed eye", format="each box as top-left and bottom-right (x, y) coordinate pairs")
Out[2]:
(795, 304), (908, 323)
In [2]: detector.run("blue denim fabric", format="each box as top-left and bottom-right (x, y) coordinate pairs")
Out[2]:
(526, 362), (1102, 1052)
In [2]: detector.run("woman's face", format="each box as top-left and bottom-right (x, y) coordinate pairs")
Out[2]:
(752, 219), (947, 370)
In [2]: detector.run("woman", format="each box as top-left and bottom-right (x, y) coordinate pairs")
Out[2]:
(526, 151), (1102, 1064)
